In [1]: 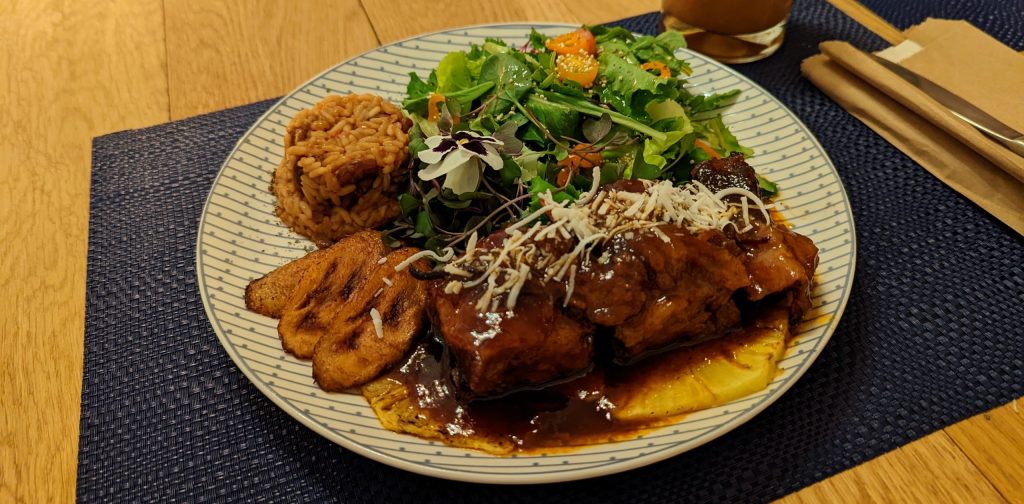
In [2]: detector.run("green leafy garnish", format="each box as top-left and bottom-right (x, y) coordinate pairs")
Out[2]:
(435, 52), (473, 93)
(387, 25), (759, 252)
(757, 176), (779, 197)
(478, 53), (533, 115)
(694, 116), (753, 157)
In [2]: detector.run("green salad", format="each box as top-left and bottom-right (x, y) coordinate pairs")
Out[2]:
(386, 25), (768, 252)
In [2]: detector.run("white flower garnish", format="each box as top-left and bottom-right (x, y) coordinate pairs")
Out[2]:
(417, 130), (504, 194)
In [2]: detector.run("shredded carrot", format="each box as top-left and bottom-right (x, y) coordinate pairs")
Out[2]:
(427, 93), (445, 121)
(694, 139), (720, 159)
(557, 144), (602, 186)
(640, 61), (671, 79)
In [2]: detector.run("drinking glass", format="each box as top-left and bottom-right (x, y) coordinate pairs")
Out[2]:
(662, 0), (793, 63)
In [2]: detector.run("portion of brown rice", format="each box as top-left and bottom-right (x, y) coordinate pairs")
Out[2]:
(273, 94), (412, 246)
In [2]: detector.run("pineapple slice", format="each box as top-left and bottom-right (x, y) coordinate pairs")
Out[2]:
(609, 310), (789, 422)
(362, 375), (517, 455)
(361, 310), (791, 452)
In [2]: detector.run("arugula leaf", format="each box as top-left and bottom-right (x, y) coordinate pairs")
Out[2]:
(406, 72), (433, 99)
(537, 90), (667, 142)
(629, 151), (661, 180)
(599, 162), (622, 184)
(528, 28), (547, 50)
(402, 72), (436, 116)
(524, 94), (580, 140)
(521, 124), (546, 145)
(588, 25), (634, 43)
(468, 113), (500, 135)
(479, 53), (533, 115)
(689, 146), (712, 164)
(664, 132), (697, 183)
(466, 43), (486, 61)
(527, 176), (579, 213)
(547, 78), (587, 97)
(407, 123), (430, 160)
(403, 82), (494, 120)
(641, 115), (692, 173)
(684, 89), (741, 114)
(451, 82), (494, 110)
(597, 51), (673, 116)
(484, 37), (509, 48)
(596, 38), (638, 64)
(630, 31), (691, 75)
(514, 146), (548, 181)
(757, 175), (778, 197)
(694, 116), (753, 157)
(499, 155), (522, 185)
(436, 52), (474, 93)
(655, 30), (687, 51)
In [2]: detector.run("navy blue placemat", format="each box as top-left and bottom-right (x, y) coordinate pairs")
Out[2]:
(79, 2), (1024, 502)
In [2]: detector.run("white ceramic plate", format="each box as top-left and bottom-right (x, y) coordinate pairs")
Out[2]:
(196, 23), (855, 484)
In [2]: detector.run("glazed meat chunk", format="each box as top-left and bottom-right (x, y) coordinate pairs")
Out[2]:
(691, 153), (819, 319)
(431, 231), (593, 398)
(690, 152), (762, 199)
(431, 281), (594, 399)
(740, 223), (819, 319)
(569, 233), (649, 326)
(604, 227), (750, 361)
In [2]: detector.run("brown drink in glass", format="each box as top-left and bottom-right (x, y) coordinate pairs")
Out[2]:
(662, 0), (793, 63)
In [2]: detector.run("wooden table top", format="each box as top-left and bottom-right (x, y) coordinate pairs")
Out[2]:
(1, 1), (1020, 501)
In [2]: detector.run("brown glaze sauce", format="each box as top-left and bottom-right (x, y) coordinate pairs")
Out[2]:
(379, 323), (772, 453)
(372, 197), (805, 453)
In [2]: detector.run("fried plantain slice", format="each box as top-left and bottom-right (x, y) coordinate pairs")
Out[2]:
(313, 247), (429, 391)
(245, 249), (330, 318)
(277, 231), (387, 358)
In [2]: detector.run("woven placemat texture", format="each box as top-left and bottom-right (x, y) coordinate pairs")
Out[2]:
(79, 1), (1023, 502)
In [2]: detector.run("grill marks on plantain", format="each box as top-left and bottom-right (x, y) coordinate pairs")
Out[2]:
(249, 231), (429, 391)
(313, 246), (429, 391)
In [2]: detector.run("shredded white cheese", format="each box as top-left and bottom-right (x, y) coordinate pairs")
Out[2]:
(563, 264), (578, 308)
(714, 187), (771, 223)
(441, 179), (772, 312)
(369, 308), (383, 339)
(576, 167), (602, 204)
(651, 226), (670, 243)
(464, 231), (479, 260)
(394, 247), (455, 272)
(505, 264), (531, 310)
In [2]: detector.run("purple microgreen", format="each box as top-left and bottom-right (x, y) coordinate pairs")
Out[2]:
(491, 120), (524, 155)
(438, 102), (454, 133)
(582, 113), (613, 144)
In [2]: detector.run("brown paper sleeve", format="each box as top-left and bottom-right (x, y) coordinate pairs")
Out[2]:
(818, 41), (1024, 184)
(801, 53), (1024, 236)
(901, 19), (1024, 134)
